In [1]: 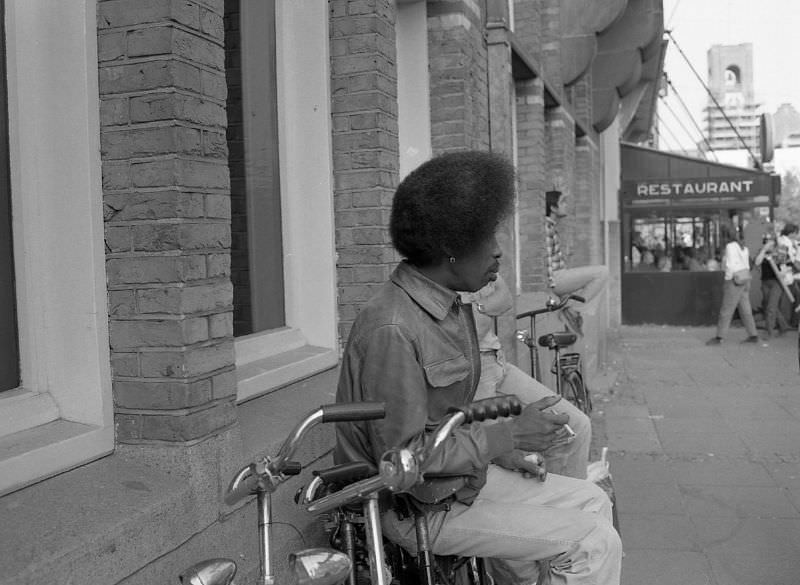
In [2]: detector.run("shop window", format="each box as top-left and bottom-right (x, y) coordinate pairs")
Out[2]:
(627, 214), (723, 272)
(626, 209), (771, 274)
(0, 0), (113, 495)
(225, 0), (338, 402)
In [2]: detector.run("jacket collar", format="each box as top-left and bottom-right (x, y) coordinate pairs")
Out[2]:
(391, 261), (460, 321)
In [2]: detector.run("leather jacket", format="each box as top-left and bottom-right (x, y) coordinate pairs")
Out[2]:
(334, 261), (514, 505)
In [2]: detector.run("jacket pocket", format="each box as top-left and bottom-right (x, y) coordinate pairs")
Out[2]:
(423, 354), (469, 388)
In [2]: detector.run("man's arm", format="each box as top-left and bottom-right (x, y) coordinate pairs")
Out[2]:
(356, 323), (513, 474)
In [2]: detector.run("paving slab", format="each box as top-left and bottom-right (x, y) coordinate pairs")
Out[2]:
(590, 325), (800, 585)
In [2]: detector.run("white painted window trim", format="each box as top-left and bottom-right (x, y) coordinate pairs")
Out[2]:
(235, 0), (339, 403)
(0, 0), (113, 495)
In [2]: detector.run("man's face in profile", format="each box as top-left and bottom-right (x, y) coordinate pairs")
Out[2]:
(553, 194), (569, 219)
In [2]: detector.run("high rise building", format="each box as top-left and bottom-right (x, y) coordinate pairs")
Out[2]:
(703, 43), (761, 153)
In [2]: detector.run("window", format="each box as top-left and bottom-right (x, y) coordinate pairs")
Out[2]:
(0, 0), (113, 495)
(724, 66), (740, 87)
(0, 8), (17, 393)
(627, 214), (721, 272)
(227, 0), (338, 402)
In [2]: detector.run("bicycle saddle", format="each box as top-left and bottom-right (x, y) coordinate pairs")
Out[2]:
(537, 331), (577, 349)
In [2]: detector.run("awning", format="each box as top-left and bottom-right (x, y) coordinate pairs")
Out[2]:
(621, 142), (781, 212)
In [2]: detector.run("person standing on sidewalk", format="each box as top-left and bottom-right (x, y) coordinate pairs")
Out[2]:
(707, 224), (760, 345)
(754, 231), (791, 338)
(545, 190), (609, 334)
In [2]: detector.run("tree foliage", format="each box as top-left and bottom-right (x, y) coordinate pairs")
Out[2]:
(776, 169), (800, 225)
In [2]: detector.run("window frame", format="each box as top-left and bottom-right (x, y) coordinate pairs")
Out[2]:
(0, 0), (113, 495)
(234, 0), (339, 403)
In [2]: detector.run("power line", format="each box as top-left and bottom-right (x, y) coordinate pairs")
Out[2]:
(659, 95), (702, 152)
(666, 0), (683, 28)
(665, 30), (762, 168)
(663, 74), (720, 162)
(656, 111), (691, 157)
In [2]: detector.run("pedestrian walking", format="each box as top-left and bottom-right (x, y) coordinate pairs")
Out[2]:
(707, 224), (760, 345)
(754, 231), (791, 337)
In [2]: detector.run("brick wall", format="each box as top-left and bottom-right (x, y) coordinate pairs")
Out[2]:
(513, 0), (543, 56)
(516, 77), (548, 292)
(98, 0), (236, 443)
(428, 0), (490, 154)
(329, 0), (400, 344)
(573, 137), (596, 266)
(540, 0), (563, 91)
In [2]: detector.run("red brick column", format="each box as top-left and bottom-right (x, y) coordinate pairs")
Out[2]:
(516, 78), (548, 292)
(329, 0), (400, 343)
(540, 0), (563, 90)
(98, 0), (236, 443)
(574, 135), (603, 266)
(428, 0), (490, 153)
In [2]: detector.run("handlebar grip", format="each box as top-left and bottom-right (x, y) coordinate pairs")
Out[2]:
(568, 294), (586, 303)
(224, 465), (261, 506)
(313, 461), (377, 484)
(449, 396), (523, 424)
(320, 402), (386, 423)
(283, 461), (302, 476)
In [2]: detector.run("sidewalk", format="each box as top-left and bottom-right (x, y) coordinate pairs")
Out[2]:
(590, 325), (800, 585)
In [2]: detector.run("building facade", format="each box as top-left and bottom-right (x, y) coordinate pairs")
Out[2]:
(703, 43), (761, 154)
(1, 1), (663, 583)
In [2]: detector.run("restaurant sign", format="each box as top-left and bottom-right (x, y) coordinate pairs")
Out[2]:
(622, 176), (761, 200)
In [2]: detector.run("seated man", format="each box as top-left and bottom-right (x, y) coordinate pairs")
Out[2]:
(461, 273), (591, 479)
(545, 190), (609, 333)
(335, 151), (621, 585)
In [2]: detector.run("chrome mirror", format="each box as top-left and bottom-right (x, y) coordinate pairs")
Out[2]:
(179, 559), (237, 585)
(288, 548), (352, 585)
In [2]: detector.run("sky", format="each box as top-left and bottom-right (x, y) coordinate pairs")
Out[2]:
(658, 0), (800, 153)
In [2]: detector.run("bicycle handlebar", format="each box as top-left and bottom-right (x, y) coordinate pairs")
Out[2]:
(321, 402), (387, 423)
(306, 395), (522, 514)
(224, 401), (386, 506)
(516, 293), (585, 320)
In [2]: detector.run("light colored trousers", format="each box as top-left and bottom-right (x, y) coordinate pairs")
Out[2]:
(381, 353), (618, 585)
(382, 466), (622, 585)
(475, 351), (591, 479)
(552, 265), (609, 304)
(716, 279), (758, 338)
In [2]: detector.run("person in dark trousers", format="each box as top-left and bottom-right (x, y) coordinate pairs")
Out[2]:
(754, 231), (791, 338)
(334, 151), (621, 585)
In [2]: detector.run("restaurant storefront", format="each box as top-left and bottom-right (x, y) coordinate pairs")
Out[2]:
(621, 143), (780, 325)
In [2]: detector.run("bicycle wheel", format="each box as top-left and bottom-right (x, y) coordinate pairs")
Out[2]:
(560, 369), (591, 414)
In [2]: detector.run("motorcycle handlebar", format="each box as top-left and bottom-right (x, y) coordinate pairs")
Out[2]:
(224, 464), (261, 506)
(306, 395), (523, 514)
(447, 395), (522, 424)
(321, 402), (386, 423)
(224, 402), (386, 506)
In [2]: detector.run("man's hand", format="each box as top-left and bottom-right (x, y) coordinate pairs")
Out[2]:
(493, 449), (547, 480)
(510, 396), (570, 452)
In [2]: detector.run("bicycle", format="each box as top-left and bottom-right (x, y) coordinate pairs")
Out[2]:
(179, 401), (386, 585)
(298, 396), (526, 585)
(515, 294), (592, 415)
